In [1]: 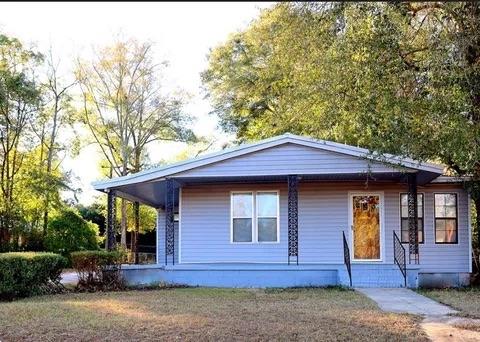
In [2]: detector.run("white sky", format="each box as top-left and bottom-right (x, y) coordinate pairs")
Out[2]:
(0, 2), (274, 204)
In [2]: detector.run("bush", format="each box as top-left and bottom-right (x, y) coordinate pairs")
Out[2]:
(71, 250), (124, 291)
(0, 252), (67, 300)
(44, 209), (101, 260)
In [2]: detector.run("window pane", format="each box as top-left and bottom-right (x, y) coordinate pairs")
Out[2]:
(435, 205), (445, 217)
(233, 218), (252, 242)
(445, 206), (456, 218)
(445, 219), (457, 243)
(401, 218), (423, 243)
(436, 219), (445, 231)
(258, 218), (277, 242)
(435, 229), (445, 243)
(401, 219), (409, 242)
(435, 219), (457, 243)
(435, 194), (457, 218)
(445, 194), (456, 206)
(257, 192), (277, 217)
(232, 193), (252, 217)
(435, 194), (445, 206)
(401, 206), (408, 217)
(418, 194), (423, 218)
(400, 194), (423, 217)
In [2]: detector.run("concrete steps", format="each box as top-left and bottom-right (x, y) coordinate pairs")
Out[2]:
(339, 264), (406, 288)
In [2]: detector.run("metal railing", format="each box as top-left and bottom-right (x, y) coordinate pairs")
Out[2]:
(343, 231), (352, 287)
(393, 231), (407, 287)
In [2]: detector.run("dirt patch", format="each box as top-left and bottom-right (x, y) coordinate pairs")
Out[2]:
(422, 315), (480, 341)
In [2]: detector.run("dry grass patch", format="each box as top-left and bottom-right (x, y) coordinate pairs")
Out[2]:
(0, 287), (427, 341)
(419, 288), (480, 319)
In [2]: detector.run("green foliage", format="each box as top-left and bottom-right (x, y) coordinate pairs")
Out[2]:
(0, 32), (73, 251)
(203, 2), (480, 258)
(124, 201), (156, 234)
(0, 252), (67, 300)
(203, 2), (479, 173)
(71, 250), (124, 290)
(44, 209), (101, 258)
(77, 202), (106, 235)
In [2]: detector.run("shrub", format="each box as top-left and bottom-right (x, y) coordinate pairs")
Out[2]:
(44, 209), (101, 260)
(0, 252), (67, 300)
(71, 250), (124, 291)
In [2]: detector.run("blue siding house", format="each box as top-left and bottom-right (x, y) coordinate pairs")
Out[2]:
(93, 134), (472, 288)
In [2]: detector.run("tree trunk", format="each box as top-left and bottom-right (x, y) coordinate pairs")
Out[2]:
(120, 198), (127, 248)
(133, 201), (140, 264)
(474, 196), (480, 270)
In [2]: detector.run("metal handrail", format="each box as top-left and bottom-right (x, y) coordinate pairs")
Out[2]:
(343, 231), (352, 287)
(393, 231), (407, 287)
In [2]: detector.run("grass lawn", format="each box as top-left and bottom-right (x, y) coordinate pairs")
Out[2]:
(0, 287), (427, 341)
(419, 287), (480, 319)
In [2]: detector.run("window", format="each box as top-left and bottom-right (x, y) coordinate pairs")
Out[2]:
(231, 191), (279, 243)
(400, 193), (424, 243)
(257, 192), (278, 242)
(232, 192), (253, 242)
(434, 193), (458, 244)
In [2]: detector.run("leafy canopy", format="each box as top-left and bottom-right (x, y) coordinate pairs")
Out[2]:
(202, 3), (480, 180)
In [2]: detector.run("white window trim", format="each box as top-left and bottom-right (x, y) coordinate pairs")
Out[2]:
(348, 191), (385, 263)
(398, 192), (425, 244)
(433, 192), (459, 245)
(230, 190), (280, 244)
(230, 191), (255, 243)
(255, 191), (280, 244)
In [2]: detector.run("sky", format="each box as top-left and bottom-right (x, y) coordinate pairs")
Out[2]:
(0, 2), (274, 204)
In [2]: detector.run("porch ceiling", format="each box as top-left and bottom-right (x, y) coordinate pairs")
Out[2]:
(101, 170), (438, 208)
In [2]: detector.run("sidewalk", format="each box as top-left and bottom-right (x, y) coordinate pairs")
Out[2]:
(357, 288), (480, 341)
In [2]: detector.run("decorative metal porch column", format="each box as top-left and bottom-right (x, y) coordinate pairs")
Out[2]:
(288, 175), (299, 265)
(165, 179), (175, 265)
(106, 189), (117, 251)
(407, 173), (419, 264)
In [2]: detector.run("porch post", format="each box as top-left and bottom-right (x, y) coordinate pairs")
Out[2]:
(407, 173), (419, 264)
(106, 189), (117, 251)
(165, 178), (175, 265)
(288, 175), (299, 265)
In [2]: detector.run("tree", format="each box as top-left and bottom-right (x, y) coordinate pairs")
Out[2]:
(77, 202), (106, 237)
(77, 37), (194, 249)
(36, 50), (76, 236)
(44, 208), (100, 259)
(203, 2), (480, 258)
(0, 34), (42, 248)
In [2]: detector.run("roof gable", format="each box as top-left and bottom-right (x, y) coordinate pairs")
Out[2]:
(173, 142), (408, 178)
(93, 133), (444, 190)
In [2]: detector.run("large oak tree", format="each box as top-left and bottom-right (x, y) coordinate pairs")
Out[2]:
(203, 2), (480, 256)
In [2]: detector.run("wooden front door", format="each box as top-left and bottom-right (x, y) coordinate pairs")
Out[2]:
(351, 194), (382, 261)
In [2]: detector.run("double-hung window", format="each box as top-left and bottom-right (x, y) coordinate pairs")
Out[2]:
(231, 192), (254, 242)
(400, 193), (424, 243)
(231, 191), (279, 243)
(434, 193), (458, 244)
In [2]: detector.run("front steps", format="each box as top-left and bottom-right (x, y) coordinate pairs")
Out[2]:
(338, 264), (413, 288)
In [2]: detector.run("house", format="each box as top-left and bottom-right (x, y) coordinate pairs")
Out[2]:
(93, 133), (472, 288)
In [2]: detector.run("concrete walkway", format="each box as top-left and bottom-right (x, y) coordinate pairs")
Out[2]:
(357, 288), (456, 316)
(358, 288), (480, 341)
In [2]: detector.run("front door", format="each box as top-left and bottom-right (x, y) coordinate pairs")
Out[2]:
(351, 194), (382, 261)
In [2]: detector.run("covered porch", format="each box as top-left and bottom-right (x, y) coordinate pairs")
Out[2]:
(96, 171), (434, 287)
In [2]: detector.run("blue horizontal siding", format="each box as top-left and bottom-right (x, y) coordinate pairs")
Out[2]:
(171, 182), (469, 274)
(174, 143), (403, 177)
